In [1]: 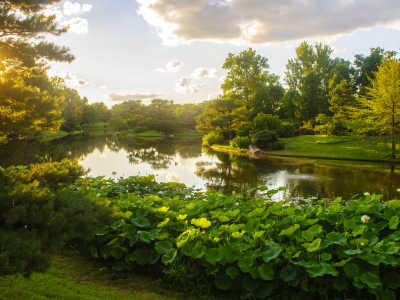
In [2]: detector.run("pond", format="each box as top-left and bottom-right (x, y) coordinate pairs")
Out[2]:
(1, 130), (400, 199)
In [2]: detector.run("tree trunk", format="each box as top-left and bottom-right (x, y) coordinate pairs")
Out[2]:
(392, 134), (396, 159)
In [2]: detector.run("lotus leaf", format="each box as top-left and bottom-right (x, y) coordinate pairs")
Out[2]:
(379, 291), (397, 300)
(245, 219), (260, 232)
(301, 230), (314, 242)
(253, 282), (273, 299)
(321, 253), (332, 261)
(231, 231), (246, 238)
(279, 224), (300, 236)
(155, 241), (172, 254)
(302, 238), (321, 252)
(308, 224), (322, 234)
(343, 263), (359, 278)
(110, 220), (124, 230)
(214, 273), (233, 291)
(258, 263), (274, 280)
(136, 208), (149, 217)
(177, 214), (187, 220)
(112, 261), (125, 271)
(206, 248), (225, 265)
(364, 253), (386, 266)
(190, 244), (207, 259)
(332, 258), (351, 267)
(158, 206), (169, 213)
(254, 230), (265, 238)
(225, 245), (242, 263)
(262, 247), (281, 262)
(129, 234), (138, 246)
(332, 277), (347, 291)
(148, 252), (160, 264)
(323, 232), (347, 246)
(389, 216), (399, 229)
(238, 257), (254, 273)
(121, 211), (133, 219)
(390, 231), (400, 241)
(131, 217), (150, 228)
(162, 248), (177, 264)
(205, 264), (220, 275)
(218, 215), (230, 222)
(242, 275), (258, 292)
(383, 271), (400, 289)
(226, 266), (239, 279)
(191, 218), (211, 228)
(220, 224), (239, 233)
(138, 231), (154, 243)
(360, 272), (382, 289)
(134, 249), (149, 265)
(280, 266), (297, 281)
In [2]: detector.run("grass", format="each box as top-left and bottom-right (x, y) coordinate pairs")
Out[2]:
(212, 142), (248, 152)
(129, 130), (165, 137)
(269, 135), (400, 161)
(36, 131), (69, 137)
(0, 250), (204, 300)
(174, 130), (204, 136)
(82, 123), (112, 130)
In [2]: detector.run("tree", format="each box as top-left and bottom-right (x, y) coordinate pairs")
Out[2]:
(222, 48), (270, 112)
(195, 97), (246, 140)
(328, 74), (357, 120)
(350, 58), (400, 159)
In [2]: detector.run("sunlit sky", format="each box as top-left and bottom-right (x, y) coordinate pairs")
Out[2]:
(46, 0), (400, 107)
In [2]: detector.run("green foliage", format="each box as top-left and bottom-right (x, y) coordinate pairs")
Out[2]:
(229, 136), (251, 150)
(202, 131), (225, 146)
(303, 128), (315, 135)
(75, 125), (82, 132)
(251, 130), (279, 147)
(276, 123), (295, 138)
(270, 141), (286, 150)
(0, 160), (117, 276)
(132, 126), (149, 133)
(74, 176), (400, 299)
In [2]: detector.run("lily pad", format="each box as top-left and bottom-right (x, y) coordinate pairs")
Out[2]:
(262, 247), (282, 262)
(258, 263), (274, 281)
(225, 245), (241, 263)
(155, 241), (172, 254)
(280, 266), (297, 281)
(226, 266), (239, 279)
(253, 282), (273, 299)
(162, 248), (177, 264)
(131, 217), (150, 228)
(206, 248), (225, 265)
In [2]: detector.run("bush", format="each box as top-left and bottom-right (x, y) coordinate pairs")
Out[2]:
(270, 141), (286, 150)
(251, 130), (279, 147)
(229, 136), (251, 150)
(202, 131), (224, 146)
(83, 176), (400, 300)
(132, 126), (149, 133)
(75, 125), (82, 132)
(235, 122), (252, 137)
(277, 123), (295, 138)
(60, 123), (72, 133)
(0, 160), (117, 276)
(304, 128), (315, 135)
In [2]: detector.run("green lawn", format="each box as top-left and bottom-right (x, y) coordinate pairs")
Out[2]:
(0, 250), (203, 300)
(270, 135), (400, 161)
(82, 123), (113, 130)
(212, 143), (248, 152)
(174, 130), (204, 136)
(37, 131), (69, 137)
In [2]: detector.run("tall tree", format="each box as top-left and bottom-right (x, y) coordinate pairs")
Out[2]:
(350, 58), (400, 159)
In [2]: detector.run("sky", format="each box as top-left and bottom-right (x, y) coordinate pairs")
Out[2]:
(45, 0), (400, 108)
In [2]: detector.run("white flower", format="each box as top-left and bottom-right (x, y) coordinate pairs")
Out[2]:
(232, 191), (236, 196)
(364, 192), (370, 197)
(286, 193), (291, 198)
(96, 193), (100, 197)
(361, 243), (365, 247)
(235, 202), (240, 206)
(397, 188), (400, 192)
(361, 215), (370, 223)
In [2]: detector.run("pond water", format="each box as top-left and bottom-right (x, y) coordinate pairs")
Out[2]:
(1, 130), (400, 199)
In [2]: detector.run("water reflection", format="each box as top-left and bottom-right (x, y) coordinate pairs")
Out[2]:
(1, 130), (399, 199)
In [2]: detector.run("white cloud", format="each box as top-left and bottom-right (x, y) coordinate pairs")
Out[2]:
(155, 60), (184, 72)
(63, 1), (82, 15)
(43, 6), (63, 20)
(99, 85), (108, 89)
(175, 77), (204, 94)
(208, 93), (222, 100)
(165, 172), (183, 182)
(218, 75), (226, 82)
(136, 0), (400, 45)
(61, 17), (89, 34)
(106, 93), (165, 101)
(82, 4), (93, 13)
(192, 67), (218, 78)
(58, 71), (91, 86)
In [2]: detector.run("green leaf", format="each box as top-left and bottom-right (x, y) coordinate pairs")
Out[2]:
(112, 261), (125, 271)
(258, 263), (274, 281)
(155, 241), (172, 254)
(389, 231), (400, 241)
(148, 252), (160, 264)
(301, 230), (314, 242)
(129, 235), (138, 246)
(138, 231), (154, 243)
(344, 263), (359, 279)
(225, 245), (241, 263)
(279, 224), (300, 236)
(190, 244), (207, 259)
(344, 218), (357, 230)
(360, 272), (382, 289)
(383, 271), (400, 289)
(365, 253), (386, 266)
(302, 238), (321, 252)
(238, 257), (254, 273)
(352, 225), (366, 237)
(218, 215), (230, 222)
(226, 266), (239, 279)
(122, 224), (136, 236)
(379, 291), (397, 300)
(308, 224), (322, 234)
(245, 219), (260, 232)
(280, 266), (297, 282)
(332, 277), (347, 291)
(107, 237), (118, 246)
(134, 249), (149, 265)
(131, 217), (150, 228)
(332, 258), (351, 267)
(231, 231), (246, 238)
(214, 273), (233, 291)
(343, 248), (362, 255)
(206, 248), (225, 265)
(389, 216), (399, 229)
(121, 211), (133, 219)
(136, 208), (148, 217)
(162, 248), (177, 264)
(321, 253), (332, 261)
(253, 282), (273, 299)
(262, 247), (281, 262)
(205, 264), (220, 275)
(307, 262), (338, 278)
(191, 218), (211, 228)
(323, 232), (347, 246)
(242, 275), (258, 292)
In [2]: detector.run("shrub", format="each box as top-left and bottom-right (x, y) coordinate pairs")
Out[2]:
(60, 123), (72, 133)
(304, 128), (315, 135)
(230, 136), (251, 150)
(270, 141), (286, 150)
(82, 176), (400, 300)
(235, 122), (252, 137)
(0, 160), (117, 276)
(132, 126), (149, 133)
(277, 123), (295, 138)
(75, 125), (82, 132)
(294, 130), (300, 136)
(202, 131), (224, 146)
(251, 130), (278, 147)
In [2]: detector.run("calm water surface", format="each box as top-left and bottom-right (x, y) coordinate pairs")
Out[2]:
(1, 130), (400, 199)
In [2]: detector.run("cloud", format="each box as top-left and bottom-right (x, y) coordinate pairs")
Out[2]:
(58, 71), (92, 86)
(106, 93), (165, 101)
(208, 92), (222, 100)
(82, 4), (93, 13)
(175, 77), (204, 94)
(136, 0), (400, 45)
(61, 17), (89, 34)
(165, 172), (183, 182)
(192, 67), (218, 78)
(63, 2), (93, 15)
(99, 85), (108, 89)
(155, 60), (184, 72)
(78, 79), (88, 85)
(218, 75), (226, 82)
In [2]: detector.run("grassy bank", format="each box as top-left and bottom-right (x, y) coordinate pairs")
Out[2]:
(0, 250), (202, 300)
(270, 135), (400, 161)
(211, 142), (248, 152)
(82, 122), (112, 130)
(174, 130), (204, 137)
